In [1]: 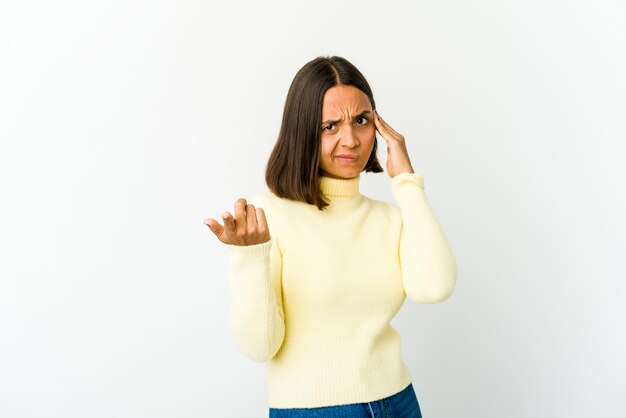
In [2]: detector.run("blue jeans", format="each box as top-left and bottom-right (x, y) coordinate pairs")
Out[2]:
(269, 382), (423, 417)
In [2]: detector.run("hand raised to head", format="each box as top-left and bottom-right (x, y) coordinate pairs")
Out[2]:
(373, 109), (415, 178)
(204, 198), (270, 246)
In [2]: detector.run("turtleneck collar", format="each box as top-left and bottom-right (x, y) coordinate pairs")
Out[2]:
(319, 174), (361, 197)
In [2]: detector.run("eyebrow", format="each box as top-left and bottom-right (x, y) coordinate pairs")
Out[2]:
(321, 110), (372, 126)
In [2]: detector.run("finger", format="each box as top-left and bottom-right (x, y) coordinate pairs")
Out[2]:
(222, 212), (236, 234)
(234, 198), (247, 234)
(375, 110), (403, 140)
(204, 217), (224, 237)
(256, 207), (268, 236)
(375, 116), (402, 144)
(374, 114), (390, 143)
(246, 203), (258, 232)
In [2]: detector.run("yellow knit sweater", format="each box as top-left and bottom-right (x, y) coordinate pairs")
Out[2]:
(225, 171), (457, 408)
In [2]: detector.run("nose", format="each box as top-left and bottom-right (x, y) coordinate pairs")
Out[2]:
(340, 126), (359, 147)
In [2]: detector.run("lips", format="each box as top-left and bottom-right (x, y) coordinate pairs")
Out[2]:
(335, 155), (358, 159)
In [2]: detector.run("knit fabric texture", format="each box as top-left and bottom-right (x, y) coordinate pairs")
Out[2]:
(225, 171), (457, 408)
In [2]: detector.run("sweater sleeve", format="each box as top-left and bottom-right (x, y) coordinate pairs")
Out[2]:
(390, 171), (457, 303)
(224, 194), (285, 362)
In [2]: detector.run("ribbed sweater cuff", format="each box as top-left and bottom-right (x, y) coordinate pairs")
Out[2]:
(390, 171), (424, 189)
(225, 238), (272, 259)
(390, 171), (440, 227)
(225, 238), (273, 307)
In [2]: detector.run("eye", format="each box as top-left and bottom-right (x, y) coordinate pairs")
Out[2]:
(323, 123), (335, 131)
(356, 116), (369, 125)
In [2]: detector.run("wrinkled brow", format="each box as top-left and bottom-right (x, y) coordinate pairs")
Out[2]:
(321, 110), (372, 126)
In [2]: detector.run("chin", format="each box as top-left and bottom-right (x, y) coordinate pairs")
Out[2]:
(321, 161), (365, 178)
(334, 169), (363, 179)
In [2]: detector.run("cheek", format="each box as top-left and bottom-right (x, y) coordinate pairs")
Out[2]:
(320, 138), (334, 156)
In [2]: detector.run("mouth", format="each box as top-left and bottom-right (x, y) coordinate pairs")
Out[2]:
(335, 155), (358, 163)
(335, 154), (358, 161)
(335, 155), (358, 164)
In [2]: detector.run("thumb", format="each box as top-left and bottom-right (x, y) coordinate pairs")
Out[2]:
(204, 218), (224, 238)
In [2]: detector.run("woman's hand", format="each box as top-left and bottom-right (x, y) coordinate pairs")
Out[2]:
(204, 198), (271, 246)
(374, 109), (415, 178)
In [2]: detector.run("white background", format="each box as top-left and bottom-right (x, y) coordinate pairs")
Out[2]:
(1, 1), (625, 417)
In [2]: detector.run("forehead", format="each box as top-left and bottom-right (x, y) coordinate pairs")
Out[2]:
(321, 85), (370, 115)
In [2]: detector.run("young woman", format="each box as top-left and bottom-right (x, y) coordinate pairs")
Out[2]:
(204, 56), (457, 418)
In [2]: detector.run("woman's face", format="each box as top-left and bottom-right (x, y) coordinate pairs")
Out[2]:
(318, 85), (376, 179)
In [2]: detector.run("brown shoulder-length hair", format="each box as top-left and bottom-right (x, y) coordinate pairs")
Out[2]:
(265, 55), (384, 211)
